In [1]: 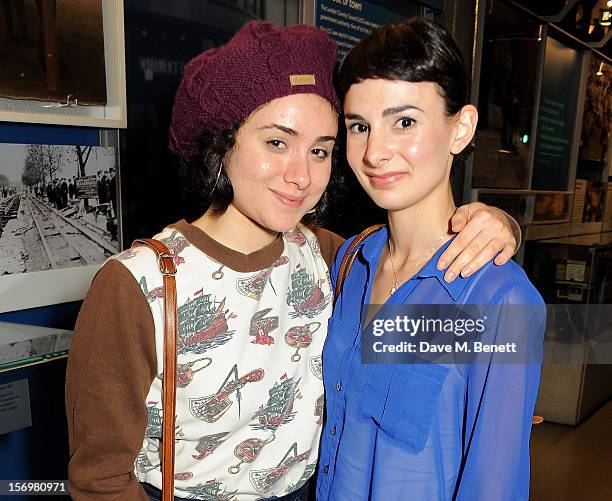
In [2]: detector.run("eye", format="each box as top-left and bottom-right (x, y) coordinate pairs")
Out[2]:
(395, 117), (416, 129)
(267, 139), (287, 150)
(311, 148), (329, 160)
(348, 123), (369, 134)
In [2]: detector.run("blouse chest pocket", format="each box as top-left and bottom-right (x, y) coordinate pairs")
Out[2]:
(361, 363), (449, 454)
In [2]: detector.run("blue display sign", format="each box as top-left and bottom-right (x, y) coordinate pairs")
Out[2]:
(315, 0), (411, 59)
(532, 37), (581, 191)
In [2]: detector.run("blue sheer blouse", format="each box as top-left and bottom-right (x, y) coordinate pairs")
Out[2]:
(317, 227), (545, 501)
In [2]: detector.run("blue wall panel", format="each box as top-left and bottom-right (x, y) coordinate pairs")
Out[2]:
(0, 357), (70, 493)
(0, 122), (99, 146)
(0, 302), (81, 329)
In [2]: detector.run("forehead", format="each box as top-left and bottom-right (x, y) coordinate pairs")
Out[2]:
(344, 79), (445, 112)
(245, 94), (337, 128)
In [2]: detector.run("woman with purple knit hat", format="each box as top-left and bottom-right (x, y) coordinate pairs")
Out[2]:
(65, 21), (520, 501)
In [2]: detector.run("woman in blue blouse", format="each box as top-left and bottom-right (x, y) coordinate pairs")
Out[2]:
(317, 18), (546, 501)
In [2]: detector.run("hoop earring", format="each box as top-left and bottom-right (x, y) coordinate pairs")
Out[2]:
(209, 163), (223, 196)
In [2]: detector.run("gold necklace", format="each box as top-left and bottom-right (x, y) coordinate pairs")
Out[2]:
(387, 234), (449, 296)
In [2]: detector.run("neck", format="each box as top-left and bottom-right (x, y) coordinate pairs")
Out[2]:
(387, 182), (456, 262)
(191, 204), (279, 254)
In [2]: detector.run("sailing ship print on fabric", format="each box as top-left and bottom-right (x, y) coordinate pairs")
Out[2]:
(189, 364), (265, 423)
(135, 442), (159, 474)
(144, 400), (183, 439)
(178, 292), (237, 355)
(286, 264), (330, 318)
(182, 480), (237, 501)
(236, 256), (289, 300)
(251, 375), (300, 432)
(144, 401), (163, 439)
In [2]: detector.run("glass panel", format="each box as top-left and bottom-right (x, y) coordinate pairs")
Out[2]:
(531, 37), (581, 191)
(472, 0), (541, 189)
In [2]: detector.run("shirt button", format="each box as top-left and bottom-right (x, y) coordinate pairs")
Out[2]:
(323, 464), (329, 474)
(336, 382), (342, 391)
(330, 426), (336, 435)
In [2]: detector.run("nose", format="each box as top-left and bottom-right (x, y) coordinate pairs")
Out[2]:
(364, 129), (392, 168)
(283, 154), (311, 190)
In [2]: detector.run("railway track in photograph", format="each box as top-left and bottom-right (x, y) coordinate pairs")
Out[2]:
(25, 195), (116, 270)
(0, 194), (21, 231)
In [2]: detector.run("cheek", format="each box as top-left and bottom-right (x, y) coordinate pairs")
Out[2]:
(252, 155), (275, 174)
(228, 151), (276, 187)
(346, 137), (365, 171)
(240, 148), (276, 176)
(400, 128), (450, 167)
(311, 163), (332, 195)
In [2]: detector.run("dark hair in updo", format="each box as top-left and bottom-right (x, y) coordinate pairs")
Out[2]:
(338, 17), (474, 170)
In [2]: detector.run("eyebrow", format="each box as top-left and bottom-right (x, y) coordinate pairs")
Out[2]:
(259, 124), (336, 143)
(259, 124), (297, 136)
(382, 105), (424, 116)
(316, 135), (337, 143)
(345, 105), (424, 121)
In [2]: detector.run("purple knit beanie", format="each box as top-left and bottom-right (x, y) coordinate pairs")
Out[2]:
(169, 21), (340, 158)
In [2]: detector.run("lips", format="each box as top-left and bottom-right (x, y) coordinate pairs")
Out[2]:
(271, 190), (306, 208)
(366, 171), (406, 188)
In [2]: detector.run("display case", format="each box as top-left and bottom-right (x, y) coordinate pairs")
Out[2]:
(527, 236), (612, 304)
(526, 238), (612, 425)
(0, 322), (71, 372)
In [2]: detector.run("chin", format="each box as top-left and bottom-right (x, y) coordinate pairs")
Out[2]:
(260, 214), (304, 233)
(366, 191), (422, 212)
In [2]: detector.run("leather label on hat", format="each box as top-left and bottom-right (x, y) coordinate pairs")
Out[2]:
(290, 74), (316, 86)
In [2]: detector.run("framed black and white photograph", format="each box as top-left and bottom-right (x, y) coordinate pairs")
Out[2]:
(0, 142), (121, 312)
(0, 0), (126, 128)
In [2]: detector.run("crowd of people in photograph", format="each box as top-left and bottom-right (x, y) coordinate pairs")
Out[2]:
(32, 168), (117, 218)
(97, 168), (117, 218)
(0, 186), (17, 200)
(34, 178), (73, 210)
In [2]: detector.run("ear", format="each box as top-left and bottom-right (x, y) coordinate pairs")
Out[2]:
(450, 104), (478, 155)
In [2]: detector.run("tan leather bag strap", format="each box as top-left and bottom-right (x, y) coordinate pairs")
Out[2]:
(334, 224), (385, 303)
(132, 238), (177, 501)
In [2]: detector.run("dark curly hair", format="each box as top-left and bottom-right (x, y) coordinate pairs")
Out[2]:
(338, 17), (475, 172)
(177, 122), (343, 226)
(177, 123), (242, 217)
